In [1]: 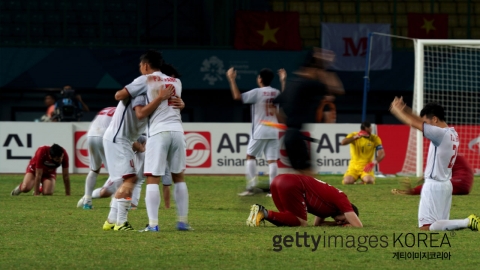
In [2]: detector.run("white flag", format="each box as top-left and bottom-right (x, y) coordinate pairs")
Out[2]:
(321, 23), (392, 71)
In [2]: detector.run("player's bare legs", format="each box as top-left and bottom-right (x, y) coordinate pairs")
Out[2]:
(41, 179), (55, 195)
(342, 175), (356, 185)
(361, 175), (375, 184)
(18, 173), (35, 193)
(163, 185), (171, 209)
(172, 171), (190, 230)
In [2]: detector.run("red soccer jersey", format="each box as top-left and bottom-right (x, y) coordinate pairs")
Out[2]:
(298, 175), (354, 218)
(451, 155), (474, 193)
(29, 145), (69, 174)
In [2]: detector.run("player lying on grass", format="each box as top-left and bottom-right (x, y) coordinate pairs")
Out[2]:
(392, 154), (474, 195)
(341, 121), (385, 185)
(11, 144), (70, 196)
(390, 97), (480, 231)
(246, 174), (362, 227)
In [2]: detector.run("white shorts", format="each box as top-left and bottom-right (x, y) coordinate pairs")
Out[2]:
(144, 131), (186, 176)
(102, 176), (123, 194)
(135, 151), (145, 180)
(88, 136), (107, 171)
(246, 138), (279, 160)
(103, 138), (136, 179)
(418, 179), (452, 227)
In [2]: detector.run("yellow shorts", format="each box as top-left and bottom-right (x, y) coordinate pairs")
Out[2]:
(343, 163), (374, 181)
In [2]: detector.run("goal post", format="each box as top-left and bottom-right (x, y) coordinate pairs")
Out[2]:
(408, 39), (480, 177)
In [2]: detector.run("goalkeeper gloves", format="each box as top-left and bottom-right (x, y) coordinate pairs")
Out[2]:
(363, 161), (377, 172)
(354, 130), (369, 139)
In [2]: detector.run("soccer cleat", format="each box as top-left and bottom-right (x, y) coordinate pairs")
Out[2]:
(77, 196), (85, 208)
(139, 224), (159, 232)
(467, 214), (480, 231)
(82, 202), (93, 210)
(10, 185), (21, 196)
(246, 204), (266, 227)
(177, 222), (193, 231)
(238, 189), (254, 196)
(391, 189), (408, 195)
(265, 193), (272, 197)
(102, 220), (115, 231)
(114, 221), (134, 231)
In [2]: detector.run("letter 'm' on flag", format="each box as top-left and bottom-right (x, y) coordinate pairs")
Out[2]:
(321, 23), (392, 71)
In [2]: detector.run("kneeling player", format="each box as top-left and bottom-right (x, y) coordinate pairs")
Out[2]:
(11, 144), (70, 196)
(246, 174), (363, 227)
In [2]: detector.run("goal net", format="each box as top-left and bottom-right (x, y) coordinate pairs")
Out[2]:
(401, 40), (480, 177)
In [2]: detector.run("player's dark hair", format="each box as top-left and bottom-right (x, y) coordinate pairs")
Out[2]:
(49, 144), (63, 158)
(420, 102), (446, 121)
(45, 93), (57, 101)
(360, 121), (371, 130)
(259, 68), (274, 86)
(161, 63), (181, 78)
(140, 50), (164, 70)
(351, 204), (359, 217)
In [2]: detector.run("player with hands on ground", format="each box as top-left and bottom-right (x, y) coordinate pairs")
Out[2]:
(246, 174), (362, 227)
(341, 121), (385, 185)
(390, 97), (480, 231)
(11, 144), (70, 196)
(226, 67), (281, 196)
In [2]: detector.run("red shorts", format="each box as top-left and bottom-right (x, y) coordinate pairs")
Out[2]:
(270, 175), (308, 220)
(25, 164), (57, 182)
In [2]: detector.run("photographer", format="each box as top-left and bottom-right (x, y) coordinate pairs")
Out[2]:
(52, 85), (89, 122)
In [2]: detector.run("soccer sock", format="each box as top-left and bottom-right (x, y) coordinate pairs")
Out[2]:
(107, 198), (118, 224)
(85, 171), (98, 199)
(174, 182), (189, 223)
(429, 219), (469, 231)
(268, 162), (278, 187)
(116, 198), (131, 226)
(245, 159), (257, 189)
(92, 188), (101, 199)
(266, 210), (301, 227)
(145, 184), (160, 227)
(131, 180), (144, 207)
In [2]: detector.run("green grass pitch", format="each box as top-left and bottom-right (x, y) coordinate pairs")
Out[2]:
(0, 174), (479, 269)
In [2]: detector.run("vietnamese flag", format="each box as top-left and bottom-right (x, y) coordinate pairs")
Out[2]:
(408, 13), (448, 39)
(234, 11), (302, 50)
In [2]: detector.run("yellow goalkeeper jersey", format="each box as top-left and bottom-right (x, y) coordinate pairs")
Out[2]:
(347, 132), (383, 165)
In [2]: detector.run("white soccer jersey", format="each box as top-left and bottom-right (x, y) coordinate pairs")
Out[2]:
(125, 75), (148, 98)
(103, 95), (148, 143)
(423, 123), (459, 181)
(87, 107), (116, 137)
(241, 86), (280, 139)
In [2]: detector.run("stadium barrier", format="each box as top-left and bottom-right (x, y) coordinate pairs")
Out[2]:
(2, 122), (478, 175)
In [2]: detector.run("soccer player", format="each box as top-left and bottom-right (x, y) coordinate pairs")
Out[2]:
(226, 67), (281, 196)
(246, 174), (362, 227)
(273, 48), (344, 175)
(114, 50), (188, 231)
(11, 144), (70, 196)
(392, 154), (474, 195)
(389, 98), (480, 231)
(341, 121), (385, 185)
(79, 107), (116, 209)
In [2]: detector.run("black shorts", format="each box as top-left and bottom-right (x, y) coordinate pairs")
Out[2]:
(284, 128), (310, 170)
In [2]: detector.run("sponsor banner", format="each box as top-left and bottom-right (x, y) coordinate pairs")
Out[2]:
(0, 122), (359, 174)
(0, 122), (74, 173)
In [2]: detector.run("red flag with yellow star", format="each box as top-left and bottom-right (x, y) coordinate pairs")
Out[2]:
(234, 11), (302, 50)
(408, 13), (448, 39)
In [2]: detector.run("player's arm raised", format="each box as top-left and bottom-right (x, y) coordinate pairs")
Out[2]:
(278, 68), (287, 92)
(226, 67), (242, 100)
(62, 167), (71, 196)
(135, 85), (174, 120)
(390, 96), (424, 131)
(343, 212), (363, 227)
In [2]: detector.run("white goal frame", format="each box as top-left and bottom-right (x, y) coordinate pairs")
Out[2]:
(414, 39), (480, 177)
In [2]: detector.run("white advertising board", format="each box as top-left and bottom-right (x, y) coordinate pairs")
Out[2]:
(1, 122), (360, 175)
